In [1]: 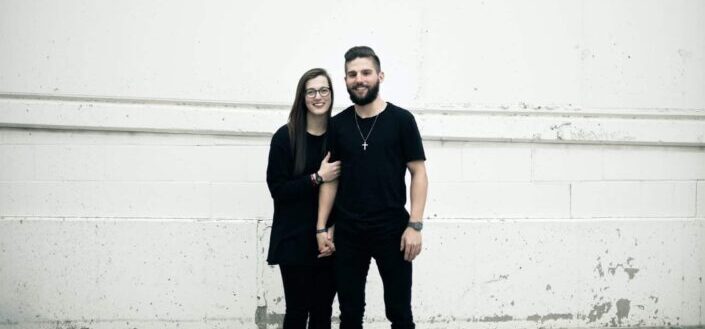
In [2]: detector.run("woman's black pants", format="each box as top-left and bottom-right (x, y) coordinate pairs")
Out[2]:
(279, 256), (336, 329)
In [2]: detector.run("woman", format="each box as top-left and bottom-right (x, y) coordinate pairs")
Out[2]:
(266, 68), (340, 329)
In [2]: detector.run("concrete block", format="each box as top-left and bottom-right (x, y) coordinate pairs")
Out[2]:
(0, 218), (259, 327)
(0, 182), (211, 218)
(698, 181), (705, 218)
(427, 183), (570, 219)
(30, 142), (266, 183)
(462, 143), (532, 182)
(34, 145), (107, 181)
(533, 144), (705, 182)
(423, 141), (464, 182)
(700, 219), (705, 326)
(532, 145), (603, 181)
(602, 146), (705, 180)
(255, 220), (285, 318)
(210, 183), (271, 219)
(0, 145), (35, 181)
(209, 145), (268, 182)
(101, 145), (209, 181)
(571, 182), (697, 218)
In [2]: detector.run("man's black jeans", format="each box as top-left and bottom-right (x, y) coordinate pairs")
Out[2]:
(335, 218), (415, 329)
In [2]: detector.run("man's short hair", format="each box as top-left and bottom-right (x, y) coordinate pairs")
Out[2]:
(344, 46), (381, 72)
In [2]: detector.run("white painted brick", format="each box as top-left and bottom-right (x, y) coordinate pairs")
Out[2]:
(209, 145), (268, 182)
(698, 181), (705, 218)
(700, 219), (705, 326)
(99, 145), (267, 182)
(0, 145), (35, 180)
(102, 145), (211, 181)
(0, 182), (211, 218)
(533, 145), (705, 182)
(0, 218), (258, 324)
(571, 182), (696, 218)
(423, 141), (464, 182)
(532, 145), (603, 181)
(427, 183), (570, 219)
(34, 145), (107, 180)
(210, 183), (272, 219)
(462, 143), (532, 182)
(602, 146), (705, 180)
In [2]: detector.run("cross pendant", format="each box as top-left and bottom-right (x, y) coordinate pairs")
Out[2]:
(362, 142), (368, 151)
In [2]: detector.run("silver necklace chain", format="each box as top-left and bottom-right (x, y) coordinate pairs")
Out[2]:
(354, 110), (380, 151)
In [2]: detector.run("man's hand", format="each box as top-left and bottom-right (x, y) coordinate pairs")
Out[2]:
(400, 227), (422, 261)
(317, 226), (336, 258)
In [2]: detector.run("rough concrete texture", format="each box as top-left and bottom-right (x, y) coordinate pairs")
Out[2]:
(1, 0), (704, 327)
(0, 1), (703, 109)
(2, 217), (700, 329)
(1, 123), (705, 328)
(0, 218), (259, 329)
(407, 219), (704, 328)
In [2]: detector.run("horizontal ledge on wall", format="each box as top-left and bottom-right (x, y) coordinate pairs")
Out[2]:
(2, 217), (703, 224)
(0, 216), (258, 223)
(1, 93), (704, 146)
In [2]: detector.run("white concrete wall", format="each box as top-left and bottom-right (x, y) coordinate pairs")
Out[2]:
(1, 1), (704, 329)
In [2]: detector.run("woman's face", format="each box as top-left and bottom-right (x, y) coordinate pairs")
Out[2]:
(304, 75), (332, 117)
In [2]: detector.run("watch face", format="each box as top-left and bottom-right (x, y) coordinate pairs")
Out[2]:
(316, 175), (323, 184)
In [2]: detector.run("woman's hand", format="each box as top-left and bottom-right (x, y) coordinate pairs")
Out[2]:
(317, 152), (341, 182)
(317, 226), (335, 257)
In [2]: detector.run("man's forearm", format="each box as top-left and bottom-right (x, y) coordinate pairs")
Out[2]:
(317, 180), (338, 228)
(409, 167), (428, 222)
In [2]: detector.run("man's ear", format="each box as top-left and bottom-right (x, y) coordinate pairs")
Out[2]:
(378, 71), (385, 82)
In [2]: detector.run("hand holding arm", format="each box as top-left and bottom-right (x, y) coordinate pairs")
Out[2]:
(317, 152), (341, 182)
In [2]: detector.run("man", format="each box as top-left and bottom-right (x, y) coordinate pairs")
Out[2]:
(316, 46), (428, 329)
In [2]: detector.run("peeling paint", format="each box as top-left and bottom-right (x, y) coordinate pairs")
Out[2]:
(595, 260), (605, 277)
(255, 306), (266, 329)
(480, 315), (512, 322)
(587, 302), (612, 323)
(542, 313), (573, 321)
(606, 261), (640, 280)
(51, 321), (90, 329)
(254, 306), (285, 328)
(527, 313), (573, 322)
(616, 299), (630, 325)
(485, 274), (509, 283)
(624, 267), (639, 279)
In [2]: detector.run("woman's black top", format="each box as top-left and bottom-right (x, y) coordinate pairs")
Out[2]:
(266, 124), (325, 265)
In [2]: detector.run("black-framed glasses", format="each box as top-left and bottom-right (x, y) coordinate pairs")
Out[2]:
(305, 87), (331, 98)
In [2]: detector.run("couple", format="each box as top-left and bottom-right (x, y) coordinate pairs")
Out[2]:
(266, 46), (428, 329)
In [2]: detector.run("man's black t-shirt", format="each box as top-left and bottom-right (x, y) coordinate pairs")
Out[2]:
(328, 102), (426, 224)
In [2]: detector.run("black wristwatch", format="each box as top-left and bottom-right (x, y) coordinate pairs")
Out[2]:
(407, 221), (423, 231)
(314, 172), (324, 185)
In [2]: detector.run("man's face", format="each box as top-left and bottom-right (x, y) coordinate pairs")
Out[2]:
(345, 57), (383, 106)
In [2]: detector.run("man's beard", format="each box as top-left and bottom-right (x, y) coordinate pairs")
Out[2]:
(347, 81), (380, 106)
